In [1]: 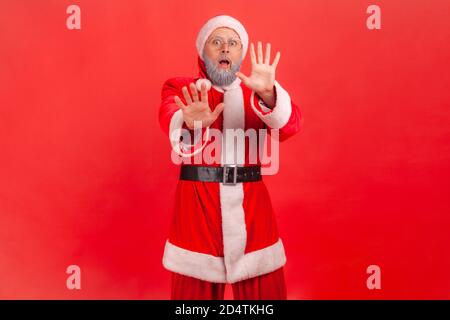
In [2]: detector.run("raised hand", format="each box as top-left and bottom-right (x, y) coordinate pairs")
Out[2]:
(235, 42), (280, 103)
(174, 83), (225, 130)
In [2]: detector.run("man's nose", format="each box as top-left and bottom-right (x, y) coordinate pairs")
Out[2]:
(220, 43), (230, 53)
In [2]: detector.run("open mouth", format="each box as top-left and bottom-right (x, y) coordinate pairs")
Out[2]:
(218, 58), (231, 69)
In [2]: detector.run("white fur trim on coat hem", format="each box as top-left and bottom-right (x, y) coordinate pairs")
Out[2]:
(227, 238), (287, 283)
(162, 240), (227, 283)
(162, 239), (287, 284)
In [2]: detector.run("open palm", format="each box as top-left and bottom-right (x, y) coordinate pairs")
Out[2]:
(174, 83), (225, 130)
(236, 41), (281, 93)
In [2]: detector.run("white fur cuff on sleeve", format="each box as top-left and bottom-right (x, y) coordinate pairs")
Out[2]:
(169, 109), (209, 157)
(250, 80), (292, 129)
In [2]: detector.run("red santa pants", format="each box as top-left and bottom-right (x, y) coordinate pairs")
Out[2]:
(170, 267), (287, 300)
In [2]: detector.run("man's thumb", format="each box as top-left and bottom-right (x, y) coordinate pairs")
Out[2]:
(212, 102), (225, 118)
(235, 72), (249, 85)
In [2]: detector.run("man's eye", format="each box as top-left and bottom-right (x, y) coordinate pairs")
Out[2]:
(230, 41), (237, 46)
(213, 40), (221, 46)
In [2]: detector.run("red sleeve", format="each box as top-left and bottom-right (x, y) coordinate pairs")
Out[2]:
(159, 77), (209, 156)
(159, 77), (191, 136)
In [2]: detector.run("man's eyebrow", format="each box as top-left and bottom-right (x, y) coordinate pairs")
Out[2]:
(208, 36), (241, 41)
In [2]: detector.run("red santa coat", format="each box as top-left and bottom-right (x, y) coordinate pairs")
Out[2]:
(159, 58), (303, 283)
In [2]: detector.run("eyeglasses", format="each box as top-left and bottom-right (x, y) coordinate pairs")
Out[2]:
(206, 37), (242, 51)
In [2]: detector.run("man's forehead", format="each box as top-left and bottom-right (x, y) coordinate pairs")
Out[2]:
(208, 27), (240, 39)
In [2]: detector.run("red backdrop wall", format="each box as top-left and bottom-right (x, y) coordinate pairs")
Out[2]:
(1, 0), (449, 299)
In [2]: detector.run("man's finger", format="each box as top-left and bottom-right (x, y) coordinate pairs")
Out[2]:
(200, 83), (208, 102)
(182, 86), (193, 105)
(211, 102), (225, 119)
(271, 51), (281, 69)
(250, 43), (256, 65)
(264, 43), (271, 64)
(235, 72), (250, 86)
(190, 83), (199, 102)
(174, 95), (186, 109)
(257, 41), (263, 64)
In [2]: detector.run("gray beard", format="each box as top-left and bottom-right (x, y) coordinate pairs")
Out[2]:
(203, 53), (242, 87)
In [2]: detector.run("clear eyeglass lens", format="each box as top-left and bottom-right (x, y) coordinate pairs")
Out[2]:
(210, 38), (241, 50)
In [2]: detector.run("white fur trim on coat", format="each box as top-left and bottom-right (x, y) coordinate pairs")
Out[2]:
(163, 240), (226, 283)
(162, 239), (287, 283)
(219, 77), (248, 283)
(250, 80), (292, 129)
(227, 238), (287, 283)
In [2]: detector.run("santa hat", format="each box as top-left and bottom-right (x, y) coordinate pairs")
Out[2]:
(196, 15), (249, 61)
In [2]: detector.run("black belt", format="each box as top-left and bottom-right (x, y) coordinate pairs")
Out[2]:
(180, 165), (262, 185)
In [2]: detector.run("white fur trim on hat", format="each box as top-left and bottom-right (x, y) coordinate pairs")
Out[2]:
(196, 15), (248, 60)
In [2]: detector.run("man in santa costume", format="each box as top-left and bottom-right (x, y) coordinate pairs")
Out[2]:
(159, 15), (303, 299)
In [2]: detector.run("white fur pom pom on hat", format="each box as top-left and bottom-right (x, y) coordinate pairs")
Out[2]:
(196, 15), (249, 61)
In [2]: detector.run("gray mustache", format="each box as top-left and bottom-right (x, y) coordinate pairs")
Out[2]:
(203, 53), (242, 86)
(217, 54), (231, 63)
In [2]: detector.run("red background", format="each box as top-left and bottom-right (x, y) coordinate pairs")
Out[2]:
(1, 0), (449, 299)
